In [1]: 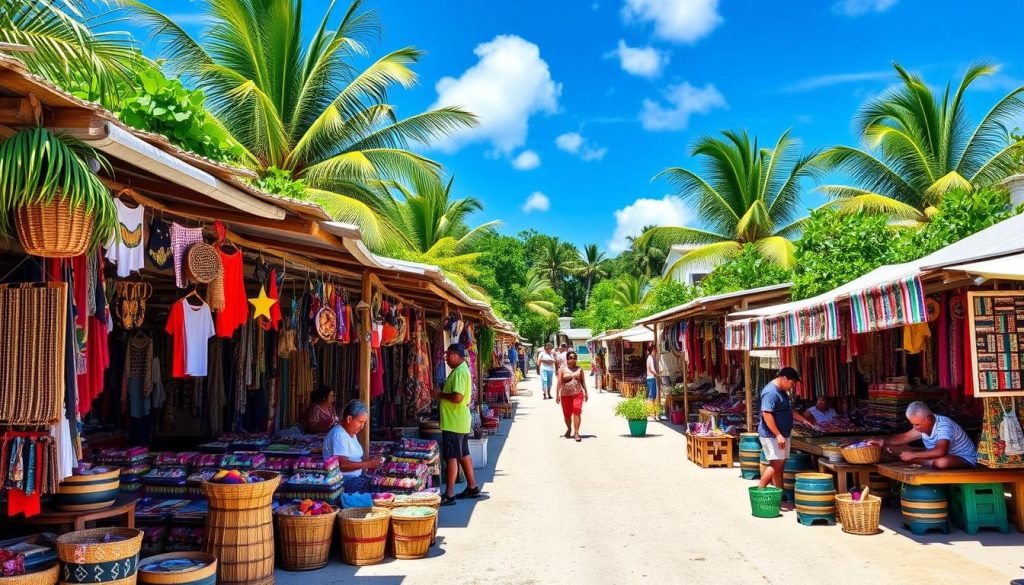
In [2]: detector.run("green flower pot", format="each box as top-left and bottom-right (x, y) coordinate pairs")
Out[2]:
(627, 419), (648, 437)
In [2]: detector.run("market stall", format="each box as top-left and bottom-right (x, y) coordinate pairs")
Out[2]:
(588, 326), (653, 397)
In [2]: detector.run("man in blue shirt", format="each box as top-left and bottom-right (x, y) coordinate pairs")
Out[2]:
(507, 344), (519, 371)
(869, 401), (976, 469)
(758, 367), (813, 492)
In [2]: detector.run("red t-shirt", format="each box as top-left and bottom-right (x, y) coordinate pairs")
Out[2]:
(165, 300), (187, 378)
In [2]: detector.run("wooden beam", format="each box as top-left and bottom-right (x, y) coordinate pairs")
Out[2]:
(0, 97), (38, 125)
(358, 270), (372, 453)
(741, 300), (753, 432)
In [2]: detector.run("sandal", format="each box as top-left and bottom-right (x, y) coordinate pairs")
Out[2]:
(574, 435), (582, 442)
(440, 495), (457, 506)
(456, 486), (482, 499)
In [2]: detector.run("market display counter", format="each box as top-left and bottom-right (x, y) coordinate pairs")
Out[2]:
(818, 460), (878, 494)
(21, 494), (137, 532)
(790, 435), (877, 457)
(876, 462), (1024, 533)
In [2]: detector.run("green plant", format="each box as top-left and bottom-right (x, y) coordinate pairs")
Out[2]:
(900, 187), (1020, 257)
(477, 326), (495, 372)
(668, 384), (686, 396)
(118, 67), (243, 163)
(256, 167), (308, 200)
(614, 396), (658, 420)
(0, 127), (116, 243)
(699, 243), (791, 296)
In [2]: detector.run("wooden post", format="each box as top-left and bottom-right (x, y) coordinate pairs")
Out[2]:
(740, 301), (754, 431)
(358, 270), (372, 453)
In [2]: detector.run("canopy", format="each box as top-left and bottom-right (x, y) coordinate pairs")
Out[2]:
(943, 253), (1024, 281)
(594, 325), (653, 343)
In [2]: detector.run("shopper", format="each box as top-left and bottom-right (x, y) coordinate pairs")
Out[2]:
(433, 343), (481, 505)
(556, 351), (589, 442)
(507, 343), (519, 372)
(867, 401), (977, 469)
(645, 345), (659, 419)
(537, 342), (557, 400)
(555, 343), (569, 371)
(323, 400), (384, 493)
(303, 386), (338, 434)
(593, 350), (606, 392)
(518, 345), (528, 380)
(758, 368), (813, 497)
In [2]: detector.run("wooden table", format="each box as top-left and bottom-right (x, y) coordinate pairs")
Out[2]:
(22, 494), (137, 532)
(791, 435), (875, 457)
(876, 462), (1024, 533)
(818, 459), (877, 493)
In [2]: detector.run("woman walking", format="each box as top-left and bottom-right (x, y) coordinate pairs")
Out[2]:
(593, 350), (606, 392)
(537, 343), (557, 400)
(556, 351), (589, 442)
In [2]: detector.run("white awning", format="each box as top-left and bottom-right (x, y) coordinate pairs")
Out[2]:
(943, 253), (1024, 281)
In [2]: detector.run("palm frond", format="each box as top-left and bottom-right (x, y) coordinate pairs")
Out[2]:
(753, 236), (796, 269)
(817, 189), (928, 222)
(662, 241), (742, 277)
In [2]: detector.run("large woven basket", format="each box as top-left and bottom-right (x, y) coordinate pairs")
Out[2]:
(835, 493), (882, 535)
(390, 507), (436, 560)
(0, 563), (58, 585)
(54, 468), (120, 512)
(15, 198), (95, 258)
(274, 504), (338, 571)
(137, 552), (217, 584)
(185, 242), (222, 284)
(202, 472), (280, 585)
(393, 493), (441, 544)
(338, 507), (391, 566)
(840, 444), (881, 464)
(56, 527), (143, 585)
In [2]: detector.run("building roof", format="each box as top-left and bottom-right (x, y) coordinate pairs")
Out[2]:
(560, 328), (593, 339)
(636, 283), (792, 325)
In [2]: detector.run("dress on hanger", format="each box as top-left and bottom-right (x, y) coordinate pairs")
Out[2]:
(105, 199), (146, 277)
(170, 223), (203, 288)
(216, 246), (248, 337)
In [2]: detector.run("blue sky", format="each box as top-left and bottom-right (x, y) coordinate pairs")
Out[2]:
(133, 0), (1024, 255)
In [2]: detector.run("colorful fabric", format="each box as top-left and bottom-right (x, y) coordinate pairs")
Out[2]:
(849, 275), (927, 334)
(724, 320), (750, 351)
(169, 223), (203, 289)
(794, 303), (840, 345)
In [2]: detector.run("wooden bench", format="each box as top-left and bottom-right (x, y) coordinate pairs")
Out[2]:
(21, 493), (137, 532)
(876, 462), (1024, 533)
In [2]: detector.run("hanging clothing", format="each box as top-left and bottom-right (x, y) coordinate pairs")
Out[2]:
(105, 199), (146, 277)
(121, 335), (153, 411)
(902, 323), (931, 354)
(147, 216), (173, 270)
(170, 223), (204, 288)
(165, 299), (215, 377)
(215, 246), (248, 338)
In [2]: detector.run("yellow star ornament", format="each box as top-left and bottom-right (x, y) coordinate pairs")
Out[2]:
(248, 286), (278, 321)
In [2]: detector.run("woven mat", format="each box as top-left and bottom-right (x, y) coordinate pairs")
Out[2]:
(0, 283), (67, 424)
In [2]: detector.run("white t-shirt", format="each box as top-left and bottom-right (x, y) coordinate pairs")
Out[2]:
(646, 354), (657, 379)
(183, 301), (214, 377)
(105, 199), (146, 277)
(539, 350), (556, 372)
(324, 425), (365, 478)
(807, 406), (837, 423)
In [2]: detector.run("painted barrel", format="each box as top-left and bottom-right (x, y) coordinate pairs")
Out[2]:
(783, 452), (814, 501)
(57, 528), (143, 585)
(901, 484), (950, 535)
(739, 433), (762, 480)
(868, 472), (892, 500)
(54, 468), (120, 512)
(794, 472), (836, 526)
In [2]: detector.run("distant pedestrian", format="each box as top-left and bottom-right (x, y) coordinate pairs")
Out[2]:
(517, 345), (528, 379)
(645, 345), (659, 418)
(593, 350), (606, 392)
(758, 367), (813, 496)
(507, 343), (519, 372)
(555, 343), (568, 371)
(556, 351), (589, 442)
(433, 343), (481, 506)
(537, 342), (557, 400)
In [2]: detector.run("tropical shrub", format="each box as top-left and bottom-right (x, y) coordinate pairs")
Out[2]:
(699, 244), (792, 296)
(256, 167), (308, 200)
(614, 396), (658, 420)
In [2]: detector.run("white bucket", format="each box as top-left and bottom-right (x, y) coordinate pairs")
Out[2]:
(468, 437), (488, 468)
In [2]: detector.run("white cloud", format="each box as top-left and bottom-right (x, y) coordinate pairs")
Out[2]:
(522, 191), (551, 213)
(555, 132), (608, 161)
(610, 40), (669, 78)
(608, 196), (692, 252)
(621, 0), (723, 44)
(430, 35), (561, 155)
(640, 82), (726, 132)
(779, 70), (892, 93)
(511, 150), (541, 170)
(832, 0), (898, 16)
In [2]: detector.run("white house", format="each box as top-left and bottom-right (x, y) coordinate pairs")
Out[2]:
(662, 244), (721, 285)
(552, 317), (592, 357)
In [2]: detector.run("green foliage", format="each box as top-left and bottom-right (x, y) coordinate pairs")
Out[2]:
(119, 67), (243, 162)
(791, 209), (900, 300)
(699, 244), (792, 296)
(477, 326), (495, 372)
(256, 167), (308, 200)
(641, 278), (700, 315)
(900, 187), (1019, 257)
(574, 279), (641, 333)
(614, 396), (658, 420)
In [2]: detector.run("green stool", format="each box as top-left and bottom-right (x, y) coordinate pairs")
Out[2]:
(950, 483), (1009, 534)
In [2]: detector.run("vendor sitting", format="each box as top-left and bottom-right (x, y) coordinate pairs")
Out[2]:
(303, 386), (339, 434)
(804, 396), (837, 425)
(868, 401), (977, 469)
(323, 400), (384, 492)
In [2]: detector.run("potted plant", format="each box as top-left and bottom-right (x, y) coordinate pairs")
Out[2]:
(615, 396), (657, 437)
(0, 127), (116, 257)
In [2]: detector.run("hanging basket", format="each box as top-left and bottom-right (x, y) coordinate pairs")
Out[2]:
(185, 242), (222, 284)
(14, 198), (95, 258)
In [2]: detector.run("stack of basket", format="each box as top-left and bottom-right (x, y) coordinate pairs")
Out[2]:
(201, 471), (280, 585)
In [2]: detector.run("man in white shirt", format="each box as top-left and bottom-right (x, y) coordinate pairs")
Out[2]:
(646, 345), (659, 419)
(804, 396), (837, 425)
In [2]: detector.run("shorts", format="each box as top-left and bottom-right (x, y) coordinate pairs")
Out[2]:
(760, 436), (791, 461)
(540, 368), (555, 391)
(441, 430), (470, 460)
(646, 378), (658, 400)
(560, 394), (583, 417)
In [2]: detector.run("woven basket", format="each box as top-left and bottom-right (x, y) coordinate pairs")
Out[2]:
(14, 198), (95, 258)
(56, 527), (143, 585)
(54, 467), (120, 512)
(748, 486), (783, 518)
(840, 444), (881, 464)
(274, 504), (338, 571)
(393, 493), (441, 544)
(835, 493), (882, 535)
(390, 507), (436, 560)
(202, 472), (279, 585)
(0, 563), (58, 585)
(337, 507), (391, 566)
(137, 552), (217, 584)
(185, 242), (222, 284)
(370, 493), (395, 508)
(821, 447), (844, 463)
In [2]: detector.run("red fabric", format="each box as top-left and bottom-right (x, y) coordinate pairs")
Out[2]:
(216, 247), (248, 338)
(560, 394), (584, 417)
(165, 300), (187, 378)
(371, 347), (385, 399)
(961, 291), (974, 398)
(343, 305), (353, 344)
(7, 489), (40, 518)
(81, 316), (108, 415)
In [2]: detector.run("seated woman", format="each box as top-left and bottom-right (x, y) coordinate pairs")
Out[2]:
(303, 387), (338, 434)
(804, 396), (837, 425)
(868, 401), (976, 469)
(323, 400), (384, 492)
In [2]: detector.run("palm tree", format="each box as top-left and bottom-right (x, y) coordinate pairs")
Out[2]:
(818, 62), (1024, 222)
(0, 1), (141, 106)
(535, 238), (577, 291)
(576, 244), (608, 304)
(627, 227), (667, 278)
(125, 0), (477, 247)
(523, 270), (557, 317)
(615, 275), (651, 308)
(640, 130), (827, 271)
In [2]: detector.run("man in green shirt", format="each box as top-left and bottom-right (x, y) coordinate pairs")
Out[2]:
(433, 343), (481, 506)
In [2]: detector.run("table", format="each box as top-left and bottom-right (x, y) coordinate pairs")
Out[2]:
(22, 494), (137, 532)
(818, 459), (877, 494)
(876, 462), (1024, 533)
(790, 435), (878, 457)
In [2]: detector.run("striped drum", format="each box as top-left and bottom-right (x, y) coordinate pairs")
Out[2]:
(783, 452), (814, 501)
(901, 484), (950, 535)
(794, 472), (836, 526)
(54, 468), (121, 512)
(739, 433), (762, 480)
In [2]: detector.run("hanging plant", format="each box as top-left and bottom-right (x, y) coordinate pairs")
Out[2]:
(477, 326), (495, 372)
(0, 127), (116, 257)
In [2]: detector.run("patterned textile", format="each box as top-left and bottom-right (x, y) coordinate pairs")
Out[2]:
(794, 302), (841, 345)
(753, 313), (796, 349)
(724, 320), (750, 351)
(849, 275), (927, 334)
(169, 222), (203, 288)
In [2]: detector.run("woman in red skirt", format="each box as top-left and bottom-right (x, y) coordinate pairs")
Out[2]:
(556, 351), (589, 442)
